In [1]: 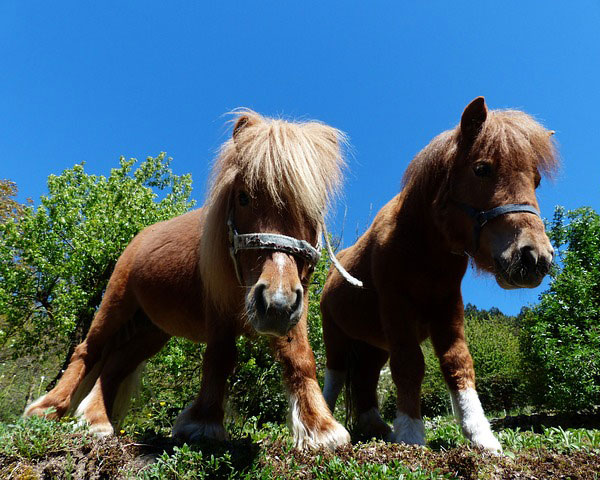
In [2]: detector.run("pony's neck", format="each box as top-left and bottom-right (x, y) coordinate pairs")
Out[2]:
(392, 183), (468, 277)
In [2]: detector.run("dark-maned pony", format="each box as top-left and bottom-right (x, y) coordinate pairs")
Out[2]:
(25, 110), (351, 450)
(320, 97), (558, 452)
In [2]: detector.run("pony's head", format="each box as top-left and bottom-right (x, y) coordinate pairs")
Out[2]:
(406, 97), (559, 289)
(201, 110), (346, 335)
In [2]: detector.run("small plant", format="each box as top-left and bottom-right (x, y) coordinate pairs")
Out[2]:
(0, 415), (90, 460)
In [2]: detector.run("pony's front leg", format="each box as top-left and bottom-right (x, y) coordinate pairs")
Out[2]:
(430, 313), (502, 453)
(271, 317), (350, 450)
(172, 333), (237, 443)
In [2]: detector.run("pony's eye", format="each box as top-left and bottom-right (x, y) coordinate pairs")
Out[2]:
(473, 162), (493, 177)
(534, 171), (541, 189)
(238, 192), (250, 207)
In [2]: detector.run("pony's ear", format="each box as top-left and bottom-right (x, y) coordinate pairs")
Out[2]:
(460, 96), (487, 142)
(232, 114), (258, 140)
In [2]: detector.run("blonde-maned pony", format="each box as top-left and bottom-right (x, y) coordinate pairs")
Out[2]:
(25, 110), (351, 450)
(321, 97), (559, 452)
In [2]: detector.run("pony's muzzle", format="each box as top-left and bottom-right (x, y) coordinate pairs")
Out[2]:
(495, 242), (554, 289)
(251, 282), (303, 337)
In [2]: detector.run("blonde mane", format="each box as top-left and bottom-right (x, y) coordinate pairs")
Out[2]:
(200, 110), (347, 311)
(402, 109), (559, 200)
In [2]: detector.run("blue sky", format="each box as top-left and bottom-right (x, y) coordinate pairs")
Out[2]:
(2, 2), (599, 315)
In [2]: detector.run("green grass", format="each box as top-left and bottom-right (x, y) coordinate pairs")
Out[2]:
(0, 414), (91, 460)
(2, 414), (599, 479)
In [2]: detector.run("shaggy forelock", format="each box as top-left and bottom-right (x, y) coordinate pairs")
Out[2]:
(200, 109), (347, 311)
(472, 109), (559, 178)
(402, 107), (559, 194)
(221, 109), (346, 224)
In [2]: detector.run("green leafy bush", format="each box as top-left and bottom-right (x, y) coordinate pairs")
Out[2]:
(125, 337), (205, 435)
(463, 307), (524, 412)
(0, 155), (194, 419)
(0, 154), (194, 360)
(520, 206), (600, 411)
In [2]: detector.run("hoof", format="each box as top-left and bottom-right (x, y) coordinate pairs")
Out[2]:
(470, 430), (502, 453)
(292, 419), (350, 450)
(357, 408), (392, 440)
(388, 411), (425, 446)
(289, 395), (350, 450)
(23, 394), (64, 419)
(88, 422), (114, 437)
(172, 406), (227, 443)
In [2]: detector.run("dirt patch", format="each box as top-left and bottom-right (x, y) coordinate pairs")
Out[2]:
(1, 436), (136, 480)
(2, 435), (599, 479)
(265, 440), (600, 480)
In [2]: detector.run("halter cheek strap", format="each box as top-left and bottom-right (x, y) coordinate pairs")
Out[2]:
(227, 210), (321, 285)
(227, 209), (363, 288)
(455, 202), (541, 254)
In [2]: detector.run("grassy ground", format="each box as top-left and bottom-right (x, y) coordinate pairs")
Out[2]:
(1, 413), (599, 479)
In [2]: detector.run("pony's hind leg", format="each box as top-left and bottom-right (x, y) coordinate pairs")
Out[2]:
(74, 314), (170, 436)
(348, 341), (391, 440)
(272, 315), (350, 450)
(24, 272), (138, 420)
(430, 317), (501, 452)
(172, 330), (237, 443)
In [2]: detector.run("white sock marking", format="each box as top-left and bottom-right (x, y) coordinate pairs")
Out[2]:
(288, 394), (350, 450)
(390, 411), (425, 445)
(450, 388), (502, 452)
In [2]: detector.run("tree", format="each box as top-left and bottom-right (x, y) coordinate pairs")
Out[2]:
(520, 206), (600, 411)
(0, 179), (26, 223)
(0, 154), (194, 366)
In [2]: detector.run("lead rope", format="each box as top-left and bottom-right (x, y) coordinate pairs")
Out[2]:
(321, 221), (363, 288)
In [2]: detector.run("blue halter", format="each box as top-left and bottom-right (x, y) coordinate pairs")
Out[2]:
(456, 202), (541, 254)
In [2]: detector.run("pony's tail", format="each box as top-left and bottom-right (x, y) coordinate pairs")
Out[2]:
(343, 342), (359, 431)
(111, 361), (146, 427)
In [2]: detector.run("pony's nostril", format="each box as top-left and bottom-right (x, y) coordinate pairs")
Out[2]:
(520, 245), (538, 271)
(254, 283), (267, 317)
(291, 287), (303, 315)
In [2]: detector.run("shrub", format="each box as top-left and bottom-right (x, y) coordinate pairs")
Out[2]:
(520, 206), (600, 411)
(0, 155), (194, 362)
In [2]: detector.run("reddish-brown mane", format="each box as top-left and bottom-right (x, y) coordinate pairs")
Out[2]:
(402, 109), (559, 203)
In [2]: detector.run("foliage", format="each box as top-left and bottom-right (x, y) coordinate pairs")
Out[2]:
(426, 415), (600, 454)
(461, 306), (524, 412)
(125, 337), (206, 436)
(228, 336), (288, 425)
(0, 416), (91, 460)
(0, 154), (194, 359)
(0, 179), (27, 223)
(0, 349), (61, 422)
(520, 206), (600, 411)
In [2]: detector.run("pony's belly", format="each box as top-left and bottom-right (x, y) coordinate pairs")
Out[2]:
(148, 310), (207, 342)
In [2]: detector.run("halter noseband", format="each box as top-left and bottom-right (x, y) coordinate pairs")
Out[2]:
(455, 202), (541, 254)
(227, 209), (321, 284)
